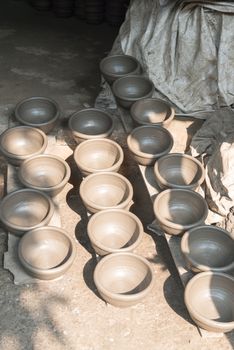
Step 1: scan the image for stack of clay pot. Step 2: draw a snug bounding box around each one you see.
[52,0,74,17]
[31,0,51,11]
[105,0,130,27]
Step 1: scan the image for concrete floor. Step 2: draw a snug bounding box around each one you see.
[0,1,233,349]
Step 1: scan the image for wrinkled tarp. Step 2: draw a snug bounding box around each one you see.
[96,0,234,227]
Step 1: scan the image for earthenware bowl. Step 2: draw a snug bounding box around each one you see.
[154,153,205,190]
[184,272,234,333]
[94,252,154,307]
[87,209,144,255]
[100,54,141,84]
[18,226,76,280]
[0,126,47,166]
[130,98,175,126]
[15,96,60,134]
[68,108,114,143]
[127,125,173,166]
[112,75,154,109]
[79,172,133,213]
[153,189,208,235]
[181,225,234,273]
[0,188,54,236]
[73,138,124,176]
[18,154,71,197]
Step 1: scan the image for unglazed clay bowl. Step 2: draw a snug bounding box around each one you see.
[79,172,133,213]
[153,189,208,235]
[112,75,154,109]
[184,272,234,333]
[68,108,114,143]
[94,252,154,307]
[18,154,71,197]
[18,226,76,280]
[100,54,141,84]
[154,153,205,190]
[15,96,60,134]
[73,138,124,176]
[0,126,47,166]
[87,209,144,256]
[130,98,175,126]
[127,125,173,166]
[181,225,234,273]
[0,188,54,236]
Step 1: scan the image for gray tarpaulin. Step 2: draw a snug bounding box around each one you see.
[96,0,234,227]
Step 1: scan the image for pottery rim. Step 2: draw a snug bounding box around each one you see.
[99,54,141,80]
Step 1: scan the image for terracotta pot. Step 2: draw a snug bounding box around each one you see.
[18,226,76,280]
[94,252,154,307]
[181,225,234,273]
[87,209,144,255]
[184,272,234,333]
[0,126,47,166]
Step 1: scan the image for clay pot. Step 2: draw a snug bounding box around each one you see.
[127,125,173,166]
[79,172,133,213]
[18,226,76,280]
[85,0,105,24]
[31,0,51,10]
[94,252,154,307]
[87,209,144,255]
[112,75,154,109]
[100,54,141,85]
[73,138,124,176]
[153,189,208,236]
[184,272,234,333]
[18,154,71,197]
[68,108,114,144]
[15,96,60,134]
[0,188,54,236]
[52,0,74,17]
[105,0,129,27]
[154,153,205,190]
[181,225,234,273]
[74,0,85,19]
[0,126,47,166]
[130,98,175,126]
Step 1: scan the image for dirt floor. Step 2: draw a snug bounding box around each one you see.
[0,1,233,349]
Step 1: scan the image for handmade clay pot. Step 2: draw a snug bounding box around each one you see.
[79,172,133,213]
[68,108,114,144]
[0,126,47,166]
[154,153,205,190]
[130,98,175,126]
[184,272,234,333]
[94,252,154,307]
[181,225,234,273]
[112,75,154,109]
[100,54,141,85]
[18,226,76,280]
[127,125,173,166]
[15,96,60,134]
[87,208,144,255]
[0,188,54,236]
[73,138,124,176]
[18,154,71,197]
[153,189,208,235]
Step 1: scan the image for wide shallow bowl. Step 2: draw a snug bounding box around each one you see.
[154,153,205,190]
[68,108,114,143]
[181,225,234,273]
[127,125,173,166]
[112,75,154,109]
[184,272,234,333]
[73,138,124,176]
[15,96,60,134]
[87,209,144,256]
[18,226,76,280]
[100,54,141,84]
[18,154,71,196]
[0,126,47,166]
[153,189,208,235]
[0,188,54,236]
[130,98,175,126]
[94,252,154,307]
[79,172,133,213]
